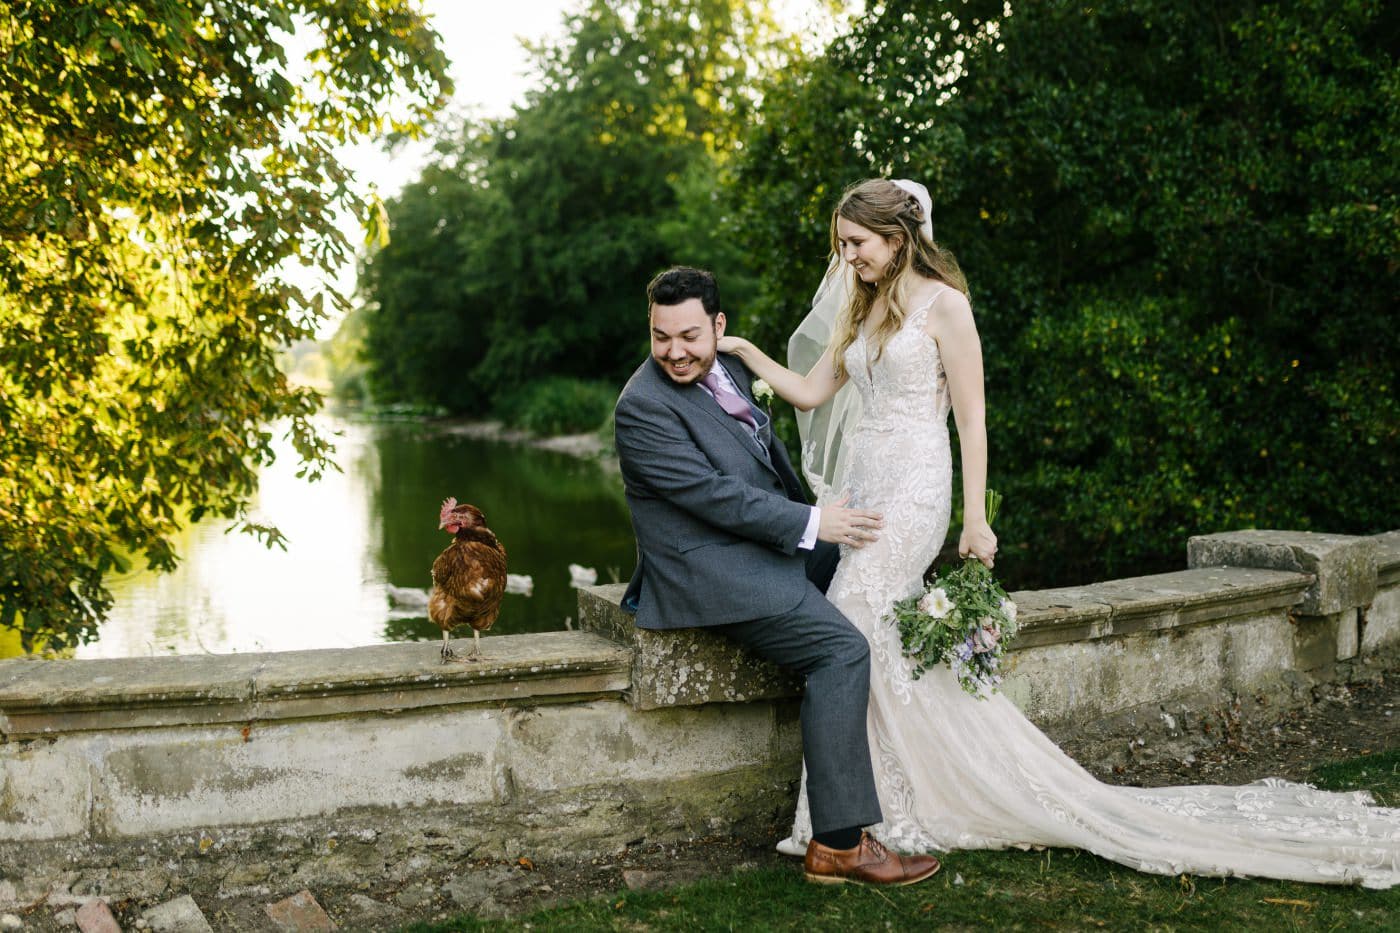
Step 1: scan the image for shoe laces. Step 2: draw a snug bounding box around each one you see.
[863,834,889,859]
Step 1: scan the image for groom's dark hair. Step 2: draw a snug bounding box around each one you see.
[646,267,721,318]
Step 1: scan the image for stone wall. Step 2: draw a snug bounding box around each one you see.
[576,529,1400,769]
[1,529,1396,909]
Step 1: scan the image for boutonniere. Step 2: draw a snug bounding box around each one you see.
[751,378,774,407]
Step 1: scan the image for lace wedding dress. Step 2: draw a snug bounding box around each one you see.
[780,286,1400,888]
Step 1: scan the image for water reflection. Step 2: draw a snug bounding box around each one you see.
[81,415,636,658]
[369,421,634,638]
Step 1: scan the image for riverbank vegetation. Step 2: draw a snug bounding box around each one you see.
[352,0,1398,590]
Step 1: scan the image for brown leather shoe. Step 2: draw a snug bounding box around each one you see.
[803,831,941,886]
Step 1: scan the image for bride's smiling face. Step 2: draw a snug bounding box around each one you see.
[837,217,901,284]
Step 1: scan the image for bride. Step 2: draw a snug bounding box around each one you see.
[718,177,1400,888]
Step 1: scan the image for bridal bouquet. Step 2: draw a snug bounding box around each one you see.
[890,491,1018,697]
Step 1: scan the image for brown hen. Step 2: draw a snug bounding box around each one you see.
[428,498,507,662]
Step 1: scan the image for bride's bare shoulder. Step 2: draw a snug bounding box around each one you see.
[919,280,972,337]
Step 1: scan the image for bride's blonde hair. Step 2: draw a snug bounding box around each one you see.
[828,179,969,379]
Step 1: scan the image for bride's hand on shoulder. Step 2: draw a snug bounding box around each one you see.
[958,522,998,569]
[717,335,748,355]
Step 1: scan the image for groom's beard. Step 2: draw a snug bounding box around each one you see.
[655,347,717,386]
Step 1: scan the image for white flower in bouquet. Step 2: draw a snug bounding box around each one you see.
[917,587,954,619]
[999,597,1018,623]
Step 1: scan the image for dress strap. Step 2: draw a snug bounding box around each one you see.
[907,282,950,328]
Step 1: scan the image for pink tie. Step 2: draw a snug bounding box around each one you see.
[702,371,757,429]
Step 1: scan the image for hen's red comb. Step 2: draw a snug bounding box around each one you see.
[439,497,458,524]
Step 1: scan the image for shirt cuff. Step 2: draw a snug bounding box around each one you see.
[797,506,820,551]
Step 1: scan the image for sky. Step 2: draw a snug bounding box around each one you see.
[335,0,575,203]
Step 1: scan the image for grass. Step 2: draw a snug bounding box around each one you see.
[404,750,1400,932]
[1311,748,1400,807]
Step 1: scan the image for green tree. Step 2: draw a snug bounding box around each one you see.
[357,124,502,411]
[359,0,810,414]
[732,0,1398,586]
[0,1,450,650]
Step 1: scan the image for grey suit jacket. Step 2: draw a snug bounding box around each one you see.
[614,352,815,630]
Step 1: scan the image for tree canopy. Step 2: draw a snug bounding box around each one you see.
[352,0,1396,588]
[731,0,1398,585]
[358,0,811,414]
[0,0,450,649]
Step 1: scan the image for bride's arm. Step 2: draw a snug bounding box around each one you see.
[717,337,845,412]
[926,290,998,568]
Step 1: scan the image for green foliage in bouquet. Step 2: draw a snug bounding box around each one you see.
[891,492,1019,697]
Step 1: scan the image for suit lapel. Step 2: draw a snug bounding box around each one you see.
[652,356,775,473]
[715,357,806,500]
[713,354,776,462]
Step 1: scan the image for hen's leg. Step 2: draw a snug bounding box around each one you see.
[440,628,483,664]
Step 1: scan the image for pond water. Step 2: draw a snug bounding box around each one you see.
[79,415,637,658]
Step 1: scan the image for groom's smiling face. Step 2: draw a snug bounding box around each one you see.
[650,298,726,386]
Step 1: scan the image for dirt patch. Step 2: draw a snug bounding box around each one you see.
[1094,672,1400,789]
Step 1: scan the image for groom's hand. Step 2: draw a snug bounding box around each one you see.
[817,493,883,549]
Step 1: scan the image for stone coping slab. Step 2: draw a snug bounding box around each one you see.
[578,583,803,710]
[1374,531,1400,588]
[0,561,1325,727]
[579,567,1310,707]
[1009,566,1310,648]
[0,631,630,738]
[1188,529,1376,615]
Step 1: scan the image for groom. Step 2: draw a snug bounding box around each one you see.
[613,266,940,886]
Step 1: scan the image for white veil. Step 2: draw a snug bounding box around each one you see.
[787,179,934,505]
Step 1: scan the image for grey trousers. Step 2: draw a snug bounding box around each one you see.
[715,571,883,835]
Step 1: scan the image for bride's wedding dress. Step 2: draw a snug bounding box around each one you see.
[781,286,1400,888]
